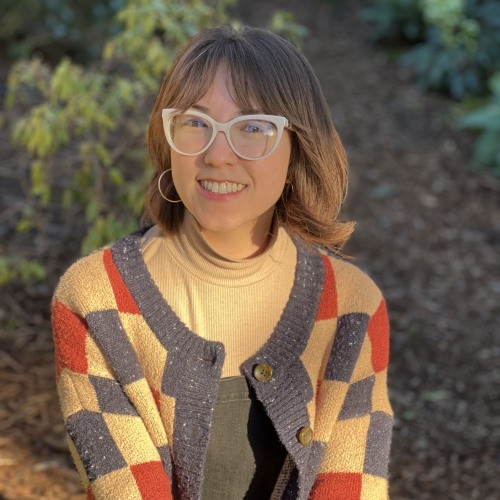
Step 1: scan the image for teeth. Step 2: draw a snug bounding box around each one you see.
[200,180,245,194]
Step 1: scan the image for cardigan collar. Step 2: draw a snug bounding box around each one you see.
[111,228,326,500]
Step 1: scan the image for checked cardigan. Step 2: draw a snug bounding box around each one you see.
[52,229,393,500]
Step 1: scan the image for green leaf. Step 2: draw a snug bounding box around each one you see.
[16,217,33,233]
[489,73,500,97]
[109,168,124,186]
[0,255,46,285]
[461,106,500,131]
[30,159,51,204]
[472,130,500,166]
[401,409,418,421]
[85,199,101,223]
[422,389,451,402]
[96,143,112,167]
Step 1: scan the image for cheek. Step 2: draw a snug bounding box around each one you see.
[270,168,288,193]
[170,155,182,191]
[259,158,289,204]
[170,153,194,188]
[272,138,292,187]
[170,151,182,173]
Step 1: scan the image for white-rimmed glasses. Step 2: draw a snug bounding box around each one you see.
[162,109,291,160]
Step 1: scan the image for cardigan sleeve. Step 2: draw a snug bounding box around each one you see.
[51,257,173,500]
[310,262,393,500]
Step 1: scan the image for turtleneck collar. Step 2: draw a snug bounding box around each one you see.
[142,211,294,287]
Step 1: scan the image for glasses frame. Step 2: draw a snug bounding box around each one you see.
[162,108,291,161]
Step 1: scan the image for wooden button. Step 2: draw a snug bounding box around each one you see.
[297,426,313,446]
[253,363,273,382]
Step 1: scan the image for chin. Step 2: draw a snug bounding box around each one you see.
[198,217,242,235]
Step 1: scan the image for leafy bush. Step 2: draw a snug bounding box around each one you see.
[0,0,125,62]
[364,0,500,98]
[0,255,46,285]
[1,0,307,284]
[363,0,500,175]
[268,11,309,47]
[402,0,500,98]
[460,73,500,174]
[362,0,424,42]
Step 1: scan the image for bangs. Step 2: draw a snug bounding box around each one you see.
[165,37,282,116]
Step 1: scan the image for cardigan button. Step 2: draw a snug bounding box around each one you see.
[297,426,314,446]
[253,363,273,382]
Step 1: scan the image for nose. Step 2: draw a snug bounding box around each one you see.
[203,130,238,166]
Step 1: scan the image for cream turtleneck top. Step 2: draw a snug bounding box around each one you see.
[141,212,297,378]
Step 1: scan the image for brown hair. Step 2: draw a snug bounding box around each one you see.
[144,26,354,252]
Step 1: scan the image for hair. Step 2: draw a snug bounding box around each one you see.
[144,25,354,252]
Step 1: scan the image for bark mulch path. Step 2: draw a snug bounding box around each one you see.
[1,1,499,498]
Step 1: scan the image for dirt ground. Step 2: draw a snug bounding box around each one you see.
[1,1,499,499]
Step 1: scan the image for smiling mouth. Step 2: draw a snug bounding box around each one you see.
[199,180,246,194]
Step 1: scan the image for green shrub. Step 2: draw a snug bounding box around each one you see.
[0,255,46,285]
[364,0,500,98]
[460,73,500,174]
[268,11,309,47]
[2,0,307,285]
[0,0,125,62]
[364,0,500,174]
[402,0,500,98]
[362,0,424,42]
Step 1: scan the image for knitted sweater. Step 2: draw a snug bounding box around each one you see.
[141,212,297,378]
[52,228,393,500]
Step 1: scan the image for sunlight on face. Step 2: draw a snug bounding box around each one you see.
[171,65,292,258]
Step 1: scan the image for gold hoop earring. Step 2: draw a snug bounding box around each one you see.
[158,169,182,203]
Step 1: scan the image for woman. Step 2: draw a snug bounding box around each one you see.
[52,26,393,500]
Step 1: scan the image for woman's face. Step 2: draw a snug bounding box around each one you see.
[170,65,292,258]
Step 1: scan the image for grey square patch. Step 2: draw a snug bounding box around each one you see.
[363,411,393,478]
[338,375,375,420]
[89,375,138,416]
[67,410,127,480]
[324,313,369,382]
[86,310,143,385]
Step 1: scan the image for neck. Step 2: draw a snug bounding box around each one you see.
[199,212,275,260]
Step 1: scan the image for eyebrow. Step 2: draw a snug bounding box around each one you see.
[191,103,263,116]
[191,104,210,113]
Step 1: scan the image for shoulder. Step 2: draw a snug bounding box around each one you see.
[53,248,111,316]
[53,229,145,316]
[316,248,385,318]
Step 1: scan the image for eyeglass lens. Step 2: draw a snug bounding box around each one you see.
[168,113,278,159]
